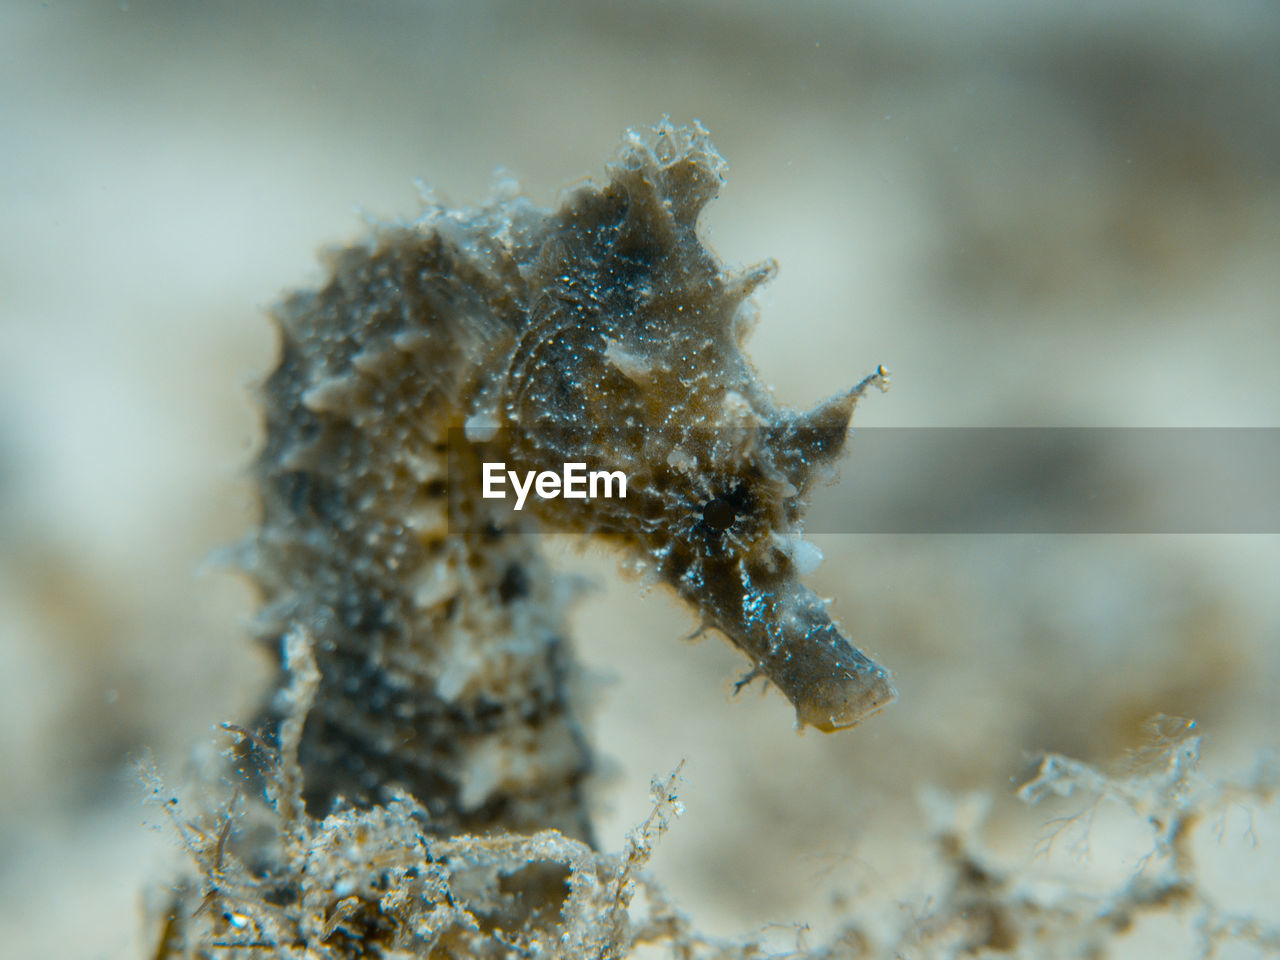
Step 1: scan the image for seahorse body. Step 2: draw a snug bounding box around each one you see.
[248,120,894,843]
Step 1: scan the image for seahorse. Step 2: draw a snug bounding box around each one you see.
[245,119,895,847]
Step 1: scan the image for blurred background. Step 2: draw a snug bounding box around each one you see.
[2,1,1277,956]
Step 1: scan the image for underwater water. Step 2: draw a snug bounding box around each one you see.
[1,2,1278,956]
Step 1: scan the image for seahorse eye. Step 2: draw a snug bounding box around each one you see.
[702,497,737,530]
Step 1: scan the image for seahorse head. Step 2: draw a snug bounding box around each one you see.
[490,121,896,731]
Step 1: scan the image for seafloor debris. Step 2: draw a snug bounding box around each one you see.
[148,681,1280,959]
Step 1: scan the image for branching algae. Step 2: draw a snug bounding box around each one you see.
[149,120,896,957]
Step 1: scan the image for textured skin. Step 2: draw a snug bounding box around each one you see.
[248,120,894,842]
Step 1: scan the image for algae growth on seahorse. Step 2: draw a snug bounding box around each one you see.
[246,119,895,846]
